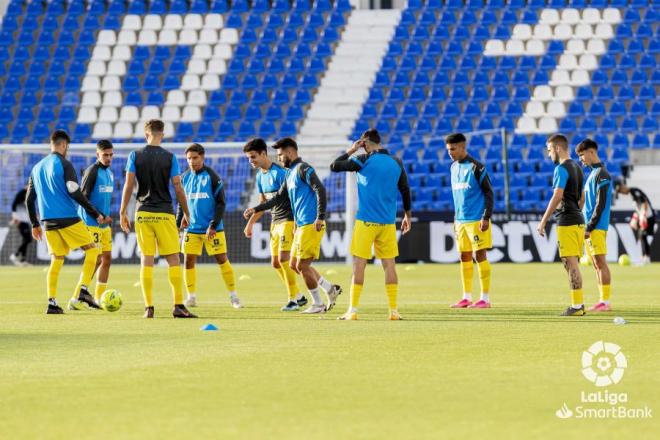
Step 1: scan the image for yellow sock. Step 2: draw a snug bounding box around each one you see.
[477,260,491,295]
[184,268,197,295]
[571,289,584,307]
[47,258,64,299]
[219,260,236,292]
[460,260,474,295]
[94,282,107,301]
[168,265,184,305]
[599,284,611,303]
[274,265,287,293]
[73,246,100,299]
[281,260,299,301]
[350,283,363,309]
[386,284,398,311]
[140,266,154,307]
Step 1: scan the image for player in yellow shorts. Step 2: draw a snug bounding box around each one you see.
[538,134,587,316]
[446,133,495,309]
[178,143,242,309]
[330,129,412,321]
[26,129,110,314]
[577,138,613,312]
[243,138,305,311]
[120,119,195,319]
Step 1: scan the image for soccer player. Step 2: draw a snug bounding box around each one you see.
[576,139,613,312]
[119,119,195,319]
[243,138,306,311]
[10,185,32,266]
[329,129,412,320]
[537,134,586,316]
[176,143,242,309]
[243,137,341,314]
[615,182,656,265]
[25,130,110,314]
[70,139,115,308]
[445,133,494,309]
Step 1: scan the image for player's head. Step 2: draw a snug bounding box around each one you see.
[243,138,269,169]
[445,133,467,161]
[546,133,569,164]
[144,119,165,145]
[575,138,600,167]
[359,129,381,152]
[96,139,114,167]
[50,129,71,156]
[185,143,205,172]
[272,137,298,168]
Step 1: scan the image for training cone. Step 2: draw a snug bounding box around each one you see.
[200,324,219,331]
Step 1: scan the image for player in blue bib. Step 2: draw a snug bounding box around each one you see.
[177,143,242,310]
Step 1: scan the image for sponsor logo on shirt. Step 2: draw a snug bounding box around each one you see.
[99,185,113,193]
[188,192,210,200]
[452,182,471,190]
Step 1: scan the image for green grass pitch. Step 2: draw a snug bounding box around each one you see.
[1,263,659,439]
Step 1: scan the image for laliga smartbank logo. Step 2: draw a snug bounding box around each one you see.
[555,341,652,420]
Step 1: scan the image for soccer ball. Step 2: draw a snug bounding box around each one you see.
[618,254,631,266]
[579,255,591,266]
[100,289,122,312]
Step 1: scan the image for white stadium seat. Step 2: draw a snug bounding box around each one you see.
[164,122,174,138]
[484,40,504,56]
[187,59,207,75]
[516,117,536,134]
[602,8,622,24]
[560,8,580,25]
[539,8,560,25]
[525,40,545,56]
[163,14,183,30]
[81,76,101,92]
[81,91,101,107]
[98,107,118,123]
[92,123,113,139]
[87,60,106,76]
[180,75,200,91]
[554,85,574,102]
[122,15,141,31]
[143,15,163,31]
[117,30,136,45]
[512,24,532,40]
[113,122,133,139]
[526,101,545,118]
[582,8,601,24]
[533,24,553,40]
[179,29,199,45]
[199,29,219,45]
[181,106,201,122]
[158,30,177,45]
[574,24,594,40]
[532,85,553,102]
[207,59,227,75]
[570,69,590,86]
[166,90,186,106]
[184,14,204,30]
[505,40,524,55]
[213,43,233,59]
[97,30,116,46]
[578,54,598,70]
[549,70,570,86]
[107,60,126,76]
[566,39,585,55]
[538,117,558,134]
[102,91,122,107]
[119,106,140,123]
[92,45,111,61]
[137,30,157,46]
[141,106,160,121]
[547,102,566,118]
[204,13,224,29]
[162,106,181,122]
[558,54,578,70]
[220,28,238,45]
[101,75,121,92]
[193,44,212,60]
[586,39,606,55]
[594,24,614,39]
[188,90,207,106]
[201,74,220,90]
[553,24,572,41]
[112,45,132,61]
[77,107,98,123]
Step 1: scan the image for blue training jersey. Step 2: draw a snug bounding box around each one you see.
[349,150,409,224]
[179,166,225,233]
[286,158,324,227]
[79,162,114,228]
[256,162,293,223]
[583,163,612,232]
[450,155,494,223]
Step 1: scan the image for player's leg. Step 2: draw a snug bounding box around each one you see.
[214,252,242,308]
[94,228,113,302]
[297,257,327,314]
[640,219,654,264]
[558,225,585,316]
[183,253,197,306]
[469,249,491,308]
[338,256,367,320]
[46,254,66,314]
[135,214,157,317]
[382,258,402,320]
[452,222,475,308]
[163,251,196,318]
[375,223,401,320]
[15,222,32,264]
[587,230,611,312]
[66,222,101,309]
[279,250,305,311]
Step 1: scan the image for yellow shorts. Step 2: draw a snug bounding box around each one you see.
[134,212,180,256]
[350,220,398,260]
[292,223,325,260]
[87,226,112,252]
[586,229,607,257]
[270,221,294,256]
[455,220,492,252]
[45,220,94,256]
[557,224,585,258]
[182,231,227,256]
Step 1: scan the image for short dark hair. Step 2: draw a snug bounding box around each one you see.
[272,137,298,150]
[96,139,113,151]
[185,143,205,155]
[51,129,71,145]
[243,138,268,153]
[360,129,381,144]
[445,133,466,144]
[575,138,598,153]
[144,119,165,133]
[547,133,569,149]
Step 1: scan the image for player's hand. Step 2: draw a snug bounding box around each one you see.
[32,226,43,241]
[640,216,648,230]
[401,213,411,235]
[347,141,363,155]
[314,219,325,232]
[479,218,489,232]
[536,221,546,237]
[244,224,253,238]
[120,213,131,233]
[180,214,189,229]
[585,230,591,239]
[206,227,216,241]
[243,207,255,220]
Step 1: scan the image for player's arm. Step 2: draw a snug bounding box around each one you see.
[119,152,136,233]
[245,194,266,237]
[537,166,568,237]
[395,157,412,234]
[248,182,288,217]
[80,164,98,199]
[301,164,327,230]
[25,175,42,240]
[62,158,104,221]
[173,175,190,228]
[579,189,586,210]
[208,172,226,239]
[475,165,494,229]
[586,178,610,233]
[330,153,364,173]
